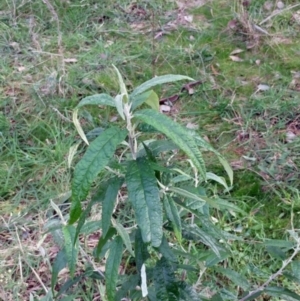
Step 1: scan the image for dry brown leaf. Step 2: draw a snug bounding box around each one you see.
[129,21,150,32]
[184,15,193,23]
[230,48,244,55]
[181,80,203,94]
[229,55,244,62]
[17,66,26,72]
[186,122,199,130]
[64,58,77,63]
[159,94,179,105]
[160,104,171,112]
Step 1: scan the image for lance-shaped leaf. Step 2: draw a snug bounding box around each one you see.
[112,218,134,256]
[62,225,78,278]
[126,158,163,247]
[131,74,194,97]
[214,267,250,290]
[154,257,180,300]
[163,196,182,242]
[135,228,150,276]
[130,90,153,111]
[112,65,128,102]
[135,109,206,179]
[105,236,123,301]
[182,223,223,257]
[102,177,124,237]
[70,127,127,223]
[192,134,233,186]
[51,249,67,294]
[75,93,116,109]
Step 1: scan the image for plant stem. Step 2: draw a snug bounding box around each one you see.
[124,103,137,159]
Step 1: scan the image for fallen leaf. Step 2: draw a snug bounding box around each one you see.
[9,42,20,51]
[110,116,118,122]
[160,104,171,112]
[184,15,193,23]
[286,131,296,143]
[229,55,244,62]
[186,122,199,130]
[64,58,77,63]
[230,48,244,55]
[181,80,203,94]
[104,40,114,48]
[257,84,270,91]
[159,94,179,105]
[17,66,26,72]
[277,1,284,9]
[154,31,164,39]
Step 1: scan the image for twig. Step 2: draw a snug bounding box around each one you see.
[238,234,300,301]
[259,3,300,25]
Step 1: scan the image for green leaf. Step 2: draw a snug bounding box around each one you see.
[135,228,150,276]
[126,158,163,247]
[208,198,246,214]
[74,199,95,242]
[57,274,85,298]
[70,127,127,224]
[114,94,125,120]
[145,90,159,111]
[154,257,179,301]
[239,291,263,301]
[178,282,201,301]
[81,220,102,235]
[102,177,124,237]
[75,93,116,109]
[131,74,194,97]
[112,65,128,102]
[137,139,178,157]
[75,184,106,242]
[206,172,229,191]
[168,187,208,206]
[266,246,286,260]
[193,134,233,186]
[51,250,67,294]
[112,218,134,256]
[264,286,300,301]
[292,261,300,280]
[217,155,233,187]
[182,223,223,257]
[105,236,123,301]
[131,90,153,111]
[73,109,89,145]
[158,235,177,263]
[94,227,117,259]
[214,267,250,290]
[115,274,140,301]
[263,239,295,251]
[62,225,78,278]
[135,109,206,179]
[163,196,182,242]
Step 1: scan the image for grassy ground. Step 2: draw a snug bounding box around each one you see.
[1,0,300,300]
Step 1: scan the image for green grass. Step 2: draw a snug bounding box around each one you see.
[1,0,300,299]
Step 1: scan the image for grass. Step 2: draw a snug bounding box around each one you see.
[1,0,300,299]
